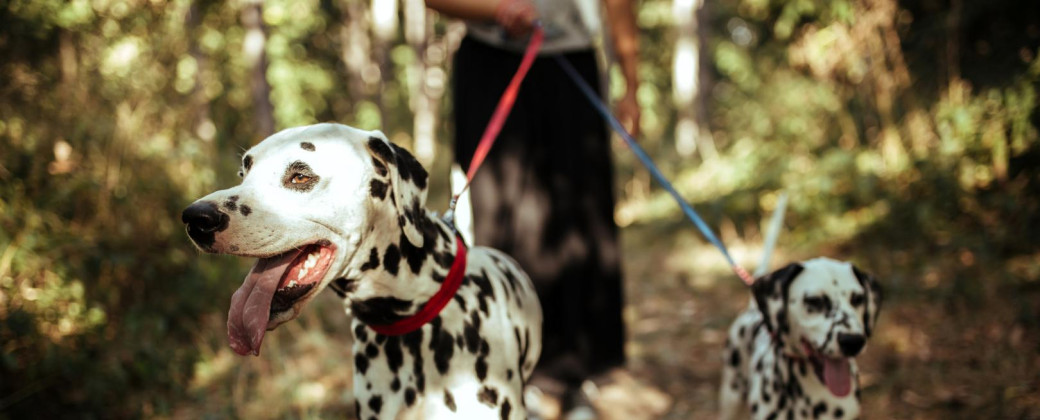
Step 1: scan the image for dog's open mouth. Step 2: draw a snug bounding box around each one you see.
[803,339,852,397]
[227,243,336,356]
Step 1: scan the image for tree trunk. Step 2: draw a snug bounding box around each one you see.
[672,0,716,159]
[242,0,275,138]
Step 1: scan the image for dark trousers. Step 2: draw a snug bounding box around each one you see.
[453,36,626,385]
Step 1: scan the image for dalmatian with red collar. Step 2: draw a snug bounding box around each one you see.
[719,258,882,419]
[182,123,542,419]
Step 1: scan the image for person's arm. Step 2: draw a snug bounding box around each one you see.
[602,0,641,137]
[424,0,498,21]
[425,0,537,37]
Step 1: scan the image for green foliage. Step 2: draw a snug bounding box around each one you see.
[623,0,1040,300]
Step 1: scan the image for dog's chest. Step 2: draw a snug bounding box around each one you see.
[348,249,539,420]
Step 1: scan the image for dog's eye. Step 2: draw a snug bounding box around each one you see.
[804,296,828,312]
[850,293,865,306]
[290,173,312,184]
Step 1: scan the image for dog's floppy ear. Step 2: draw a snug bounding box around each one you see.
[852,265,882,337]
[752,262,804,336]
[365,132,429,248]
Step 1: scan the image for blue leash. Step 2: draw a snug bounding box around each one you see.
[553,55,755,285]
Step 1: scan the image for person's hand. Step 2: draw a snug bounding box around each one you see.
[615,89,640,138]
[495,0,538,37]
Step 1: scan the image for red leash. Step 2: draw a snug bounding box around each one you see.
[447,27,545,219]
[369,237,467,336]
[372,29,543,337]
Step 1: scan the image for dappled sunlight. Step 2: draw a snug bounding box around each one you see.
[2,0,1039,418]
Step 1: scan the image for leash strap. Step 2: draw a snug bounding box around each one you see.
[553,55,755,286]
[445,27,545,226]
[369,237,468,336]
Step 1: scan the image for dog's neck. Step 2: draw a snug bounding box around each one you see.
[333,209,461,327]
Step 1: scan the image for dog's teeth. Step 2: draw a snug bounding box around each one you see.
[287,280,297,288]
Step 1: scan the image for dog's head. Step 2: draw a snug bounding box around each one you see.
[181,123,429,356]
[752,257,882,397]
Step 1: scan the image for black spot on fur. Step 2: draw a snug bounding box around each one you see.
[477,386,498,407]
[500,399,512,420]
[360,248,380,271]
[365,343,379,358]
[453,295,467,311]
[367,396,382,414]
[300,142,315,151]
[730,349,741,367]
[464,312,482,354]
[468,270,495,316]
[367,137,395,163]
[433,249,455,270]
[404,388,416,407]
[354,324,369,342]
[444,390,456,412]
[813,402,828,418]
[391,377,401,392]
[475,357,488,381]
[399,229,431,275]
[389,143,428,189]
[352,297,412,327]
[385,335,404,373]
[752,262,804,334]
[507,369,513,380]
[436,222,452,243]
[354,353,369,375]
[383,244,401,275]
[243,155,253,171]
[372,157,388,176]
[403,328,426,393]
[431,317,455,374]
[354,400,361,419]
[239,204,252,216]
[834,407,844,418]
[330,278,358,298]
[223,200,237,211]
[369,179,388,200]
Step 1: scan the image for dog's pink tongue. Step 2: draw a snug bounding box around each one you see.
[823,357,852,397]
[227,250,302,356]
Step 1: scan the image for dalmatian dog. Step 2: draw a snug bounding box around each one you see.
[181,123,542,419]
[719,258,882,420]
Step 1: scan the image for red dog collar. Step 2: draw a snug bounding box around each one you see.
[369,237,467,336]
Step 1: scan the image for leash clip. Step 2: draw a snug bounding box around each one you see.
[441,196,459,236]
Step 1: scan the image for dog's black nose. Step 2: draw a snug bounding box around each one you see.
[837,333,866,356]
[182,201,228,233]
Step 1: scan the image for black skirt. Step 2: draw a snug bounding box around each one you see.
[453,35,626,384]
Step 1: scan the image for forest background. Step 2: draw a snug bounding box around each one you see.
[2,0,1039,418]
